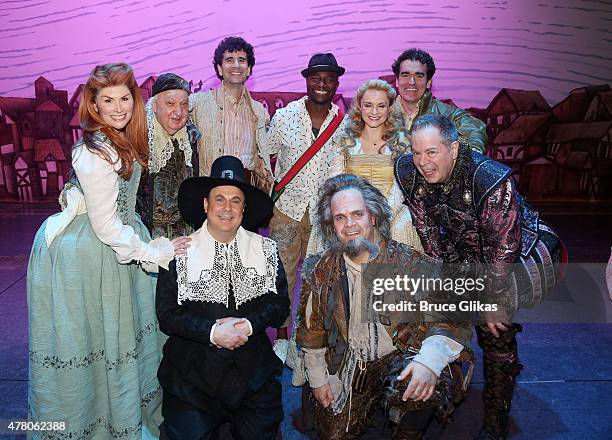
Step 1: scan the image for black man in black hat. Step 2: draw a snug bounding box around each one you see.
[264,52,347,361]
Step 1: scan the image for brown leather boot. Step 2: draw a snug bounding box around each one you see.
[393,407,435,440]
[475,324,523,440]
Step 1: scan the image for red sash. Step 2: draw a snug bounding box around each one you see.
[272,111,344,202]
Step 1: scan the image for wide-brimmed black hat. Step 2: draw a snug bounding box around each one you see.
[301,53,345,78]
[178,156,273,231]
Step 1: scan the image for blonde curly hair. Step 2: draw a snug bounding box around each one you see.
[341,79,408,159]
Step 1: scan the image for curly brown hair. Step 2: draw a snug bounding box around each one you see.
[79,63,147,180]
[342,79,407,159]
[213,36,255,80]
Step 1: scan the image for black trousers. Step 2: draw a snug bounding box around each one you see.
[161,371,283,440]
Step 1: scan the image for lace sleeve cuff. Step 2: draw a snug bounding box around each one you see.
[210,323,219,346]
[135,236,175,270]
[244,319,253,336]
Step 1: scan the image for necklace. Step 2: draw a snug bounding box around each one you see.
[360,135,384,154]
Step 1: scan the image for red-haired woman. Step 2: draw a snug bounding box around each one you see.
[27,63,188,439]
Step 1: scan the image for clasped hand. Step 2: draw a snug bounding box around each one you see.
[212,317,251,350]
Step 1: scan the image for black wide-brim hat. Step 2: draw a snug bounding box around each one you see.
[178,156,274,232]
[301,52,345,78]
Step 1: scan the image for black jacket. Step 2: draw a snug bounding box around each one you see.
[156,255,289,412]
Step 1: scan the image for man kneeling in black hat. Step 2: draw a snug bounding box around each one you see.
[156,156,290,439]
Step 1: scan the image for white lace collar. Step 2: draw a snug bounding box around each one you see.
[176,222,279,307]
[145,98,193,173]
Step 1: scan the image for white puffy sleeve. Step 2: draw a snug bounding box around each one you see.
[412,335,463,377]
[72,144,174,270]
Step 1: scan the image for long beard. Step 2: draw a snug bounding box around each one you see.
[329,236,379,259]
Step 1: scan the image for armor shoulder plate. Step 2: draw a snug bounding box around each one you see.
[394,153,418,202]
[471,151,513,211]
[516,193,542,256]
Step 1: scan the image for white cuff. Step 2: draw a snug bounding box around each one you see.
[210,323,219,346]
[128,236,174,269]
[244,319,253,336]
[140,261,159,274]
[412,335,463,376]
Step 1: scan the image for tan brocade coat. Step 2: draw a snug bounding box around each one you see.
[190,88,273,192]
[296,239,473,356]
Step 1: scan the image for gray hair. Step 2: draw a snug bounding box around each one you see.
[411,114,459,147]
[316,174,392,247]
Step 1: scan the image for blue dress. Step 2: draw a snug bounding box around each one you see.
[27,133,171,439]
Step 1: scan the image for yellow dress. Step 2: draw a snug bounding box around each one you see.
[345,152,424,252]
[306,140,423,255]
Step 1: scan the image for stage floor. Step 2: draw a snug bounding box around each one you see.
[1,202,611,439]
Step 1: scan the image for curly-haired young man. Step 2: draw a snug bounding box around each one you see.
[190,36,273,193]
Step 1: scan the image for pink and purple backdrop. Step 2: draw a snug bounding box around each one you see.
[1,0,610,107]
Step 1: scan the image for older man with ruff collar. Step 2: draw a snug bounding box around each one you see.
[137,73,200,239]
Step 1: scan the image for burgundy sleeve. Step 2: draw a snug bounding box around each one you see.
[479,179,522,312]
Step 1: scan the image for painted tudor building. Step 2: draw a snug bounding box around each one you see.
[0,77,73,201]
[0,76,610,202]
[490,85,612,200]
[0,77,152,202]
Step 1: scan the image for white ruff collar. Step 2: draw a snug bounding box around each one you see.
[176,221,278,307]
[145,98,193,173]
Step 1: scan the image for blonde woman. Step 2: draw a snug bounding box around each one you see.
[307,79,423,254]
[292,80,424,387]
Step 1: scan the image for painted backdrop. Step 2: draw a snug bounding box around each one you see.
[1,0,610,108]
[1,0,611,202]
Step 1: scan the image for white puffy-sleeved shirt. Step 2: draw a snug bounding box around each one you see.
[71,138,175,270]
[264,96,344,224]
[302,253,464,391]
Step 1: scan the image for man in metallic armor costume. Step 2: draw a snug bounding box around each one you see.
[396,114,564,439]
